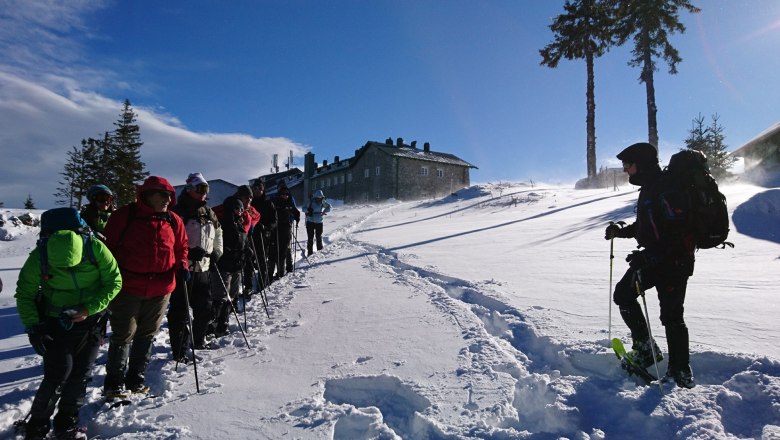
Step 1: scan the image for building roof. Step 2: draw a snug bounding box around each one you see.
[733,120,780,157]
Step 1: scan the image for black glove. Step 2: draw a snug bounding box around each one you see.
[210,250,222,263]
[626,250,657,271]
[26,324,53,356]
[307,208,313,216]
[605,223,626,240]
[244,247,255,260]
[177,266,192,283]
[189,246,208,262]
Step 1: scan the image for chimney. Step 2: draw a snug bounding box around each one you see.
[385,137,393,145]
[323,159,328,167]
[411,141,417,148]
[396,137,403,147]
[334,156,340,163]
[424,142,430,153]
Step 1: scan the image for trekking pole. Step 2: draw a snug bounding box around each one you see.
[180,277,201,393]
[248,234,270,318]
[292,224,312,267]
[291,224,297,273]
[634,270,664,393]
[607,220,625,341]
[213,268,252,348]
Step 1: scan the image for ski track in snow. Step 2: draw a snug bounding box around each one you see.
[2,185,780,439]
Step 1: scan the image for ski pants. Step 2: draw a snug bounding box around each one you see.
[105,292,170,391]
[28,314,104,431]
[210,268,242,333]
[306,221,324,254]
[613,265,690,372]
[167,271,213,357]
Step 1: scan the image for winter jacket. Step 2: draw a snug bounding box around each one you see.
[251,196,277,237]
[272,195,300,234]
[621,171,696,274]
[303,198,331,224]
[80,204,113,234]
[103,178,188,298]
[173,192,223,273]
[217,195,249,273]
[15,230,122,328]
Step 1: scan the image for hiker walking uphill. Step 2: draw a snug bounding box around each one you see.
[211,194,249,337]
[14,208,122,439]
[102,176,189,399]
[80,184,115,240]
[303,190,331,256]
[167,173,223,361]
[605,142,697,389]
[269,184,300,280]
[250,180,277,288]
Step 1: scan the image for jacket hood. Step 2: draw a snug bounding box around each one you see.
[137,176,177,206]
[46,230,84,268]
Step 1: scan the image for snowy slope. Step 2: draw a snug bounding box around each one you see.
[1,180,779,439]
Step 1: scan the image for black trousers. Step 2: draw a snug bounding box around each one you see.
[613,265,690,371]
[28,314,103,430]
[306,221,324,254]
[167,271,213,356]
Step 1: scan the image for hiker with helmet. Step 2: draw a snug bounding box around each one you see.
[605,142,697,388]
[101,176,189,399]
[15,208,122,439]
[81,184,115,240]
[302,189,331,256]
[167,173,223,361]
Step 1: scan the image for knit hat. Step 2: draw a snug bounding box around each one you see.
[87,184,113,200]
[313,190,324,199]
[186,172,208,189]
[236,185,253,199]
[225,197,243,212]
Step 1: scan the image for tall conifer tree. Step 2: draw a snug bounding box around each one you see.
[111,99,148,205]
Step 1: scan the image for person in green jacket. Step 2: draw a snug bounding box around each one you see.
[15,228,122,439]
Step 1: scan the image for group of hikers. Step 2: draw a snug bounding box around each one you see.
[13,173,331,439]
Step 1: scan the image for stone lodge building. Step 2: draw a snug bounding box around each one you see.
[302,137,476,204]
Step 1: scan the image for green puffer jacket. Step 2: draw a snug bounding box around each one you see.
[15,230,122,328]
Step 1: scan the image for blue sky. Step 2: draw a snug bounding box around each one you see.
[1,0,779,208]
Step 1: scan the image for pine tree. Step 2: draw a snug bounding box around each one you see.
[54,144,90,208]
[611,0,700,147]
[684,113,736,178]
[111,99,148,205]
[24,194,35,209]
[540,0,614,185]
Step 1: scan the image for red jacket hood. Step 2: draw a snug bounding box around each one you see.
[136,176,177,207]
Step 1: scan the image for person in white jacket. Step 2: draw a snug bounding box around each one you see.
[302,190,331,256]
[167,173,224,360]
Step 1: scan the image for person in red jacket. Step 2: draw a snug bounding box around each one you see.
[101,176,189,398]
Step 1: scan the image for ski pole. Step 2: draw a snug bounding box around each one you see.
[180,276,200,393]
[248,234,270,318]
[634,270,664,393]
[213,267,252,348]
[607,220,625,341]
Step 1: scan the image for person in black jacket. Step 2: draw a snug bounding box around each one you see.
[268,184,300,279]
[250,180,277,287]
[211,196,247,337]
[605,142,696,388]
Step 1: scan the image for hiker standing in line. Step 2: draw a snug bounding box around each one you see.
[167,173,223,361]
[269,183,300,280]
[15,209,122,439]
[211,194,247,336]
[250,179,277,287]
[302,189,331,256]
[102,176,189,398]
[605,142,696,388]
[80,184,115,240]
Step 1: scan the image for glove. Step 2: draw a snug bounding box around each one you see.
[244,247,255,260]
[307,208,313,216]
[26,325,53,356]
[605,223,626,240]
[177,267,192,283]
[626,250,657,271]
[189,246,208,262]
[210,250,222,263]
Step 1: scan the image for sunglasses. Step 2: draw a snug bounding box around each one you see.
[194,183,209,194]
[94,194,112,203]
[151,190,174,199]
[622,162,634,171]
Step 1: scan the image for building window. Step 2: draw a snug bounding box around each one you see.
[375,166,380,176]
[340,175,345,184]
[321,180,325,189]
[347,172,352,182]
[327,178,331,187]
[437,169,444,178]
[364,169,370,178]
[420,167,429,176]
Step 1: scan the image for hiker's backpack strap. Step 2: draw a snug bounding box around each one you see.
[117,203,137,247]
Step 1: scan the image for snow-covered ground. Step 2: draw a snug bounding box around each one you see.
[1,180,779,439]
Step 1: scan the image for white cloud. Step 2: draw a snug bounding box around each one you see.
[0,70,307,208]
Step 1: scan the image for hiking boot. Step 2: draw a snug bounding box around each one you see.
[22,417,49,440]
[194,340,219,350]
[54,426,88,440]
[666,366,695,389]
[126,383,150,394]
[627,338,663,368]
[103,386,128,401]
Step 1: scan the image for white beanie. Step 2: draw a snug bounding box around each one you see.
[186,172,208,188]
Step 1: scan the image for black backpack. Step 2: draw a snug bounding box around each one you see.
[665,150,732,250]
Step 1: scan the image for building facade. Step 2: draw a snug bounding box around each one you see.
[304,138,476,204]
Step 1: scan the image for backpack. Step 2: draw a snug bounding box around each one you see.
[38,207,98,280]
[664,150,732,250]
